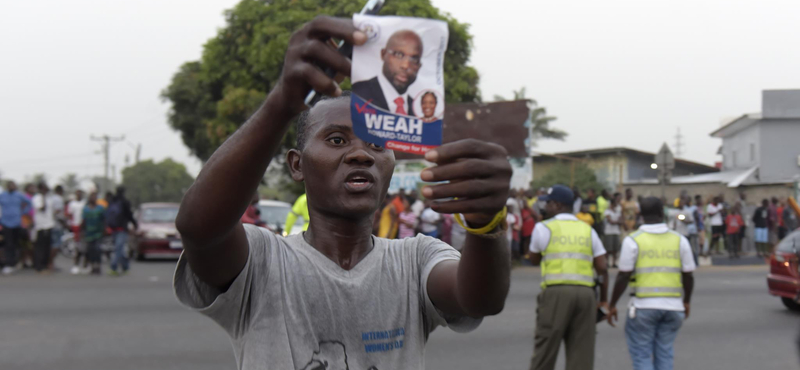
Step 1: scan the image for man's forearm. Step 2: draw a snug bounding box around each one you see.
[177,92,294,245]
[456,232,511,316]
[598,270,609,303]
[609,271,632,308]
[682,273,694,303]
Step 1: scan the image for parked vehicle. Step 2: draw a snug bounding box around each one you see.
[132,203,182,260]
[767,229,800,311]
[258,200,304,236]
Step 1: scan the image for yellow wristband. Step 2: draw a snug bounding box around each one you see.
[454,207,507,235]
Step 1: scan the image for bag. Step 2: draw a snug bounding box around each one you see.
[105,201,125,228]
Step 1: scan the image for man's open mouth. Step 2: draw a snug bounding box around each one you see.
[344,171,376,192]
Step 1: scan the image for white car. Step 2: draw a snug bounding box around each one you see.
[258,200,305,236]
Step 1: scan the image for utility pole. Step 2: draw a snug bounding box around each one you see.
[90,134,125,194]
[674,127,684,158]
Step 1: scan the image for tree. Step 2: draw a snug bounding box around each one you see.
[59,173,81,194]
[161,0,481,163]
[494,87,567,146]
[531,162,606,194]
[121,159,194,206]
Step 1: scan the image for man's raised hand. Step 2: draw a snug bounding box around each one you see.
[420,139,512,228]
[271,16,367,115]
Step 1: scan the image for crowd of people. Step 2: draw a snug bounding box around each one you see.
[367,185,799,264]
[0,180,138,276]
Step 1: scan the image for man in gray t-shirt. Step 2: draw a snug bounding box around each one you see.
[175,227,477,369]
[173,17,513,370]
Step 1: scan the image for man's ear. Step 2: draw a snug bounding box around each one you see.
[380,48,386,60]
[287,149,304,182]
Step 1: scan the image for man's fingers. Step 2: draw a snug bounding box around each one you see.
[301,39,353,77]
[424,139,507,164]
[423,179,503,201]
[429,197,502,215]
[306,16,367,46]
[420,158,504,182]
[295,64,341,97]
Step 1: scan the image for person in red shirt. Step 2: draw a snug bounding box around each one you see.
[521,203,536,259]
[725,205,744,259]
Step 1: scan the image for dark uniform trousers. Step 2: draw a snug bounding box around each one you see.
[530,285,596,370]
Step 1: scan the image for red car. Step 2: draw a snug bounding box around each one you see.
[767,229,800,311]
[133,203,182,260]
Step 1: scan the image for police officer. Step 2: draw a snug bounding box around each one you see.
[608,197,696,370]
[528,185,609,370]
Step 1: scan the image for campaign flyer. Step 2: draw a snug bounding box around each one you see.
[351,15,448,155]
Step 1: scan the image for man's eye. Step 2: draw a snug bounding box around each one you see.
[328,137,345,145]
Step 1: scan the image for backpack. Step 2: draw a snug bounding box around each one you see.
[105,200,126,228]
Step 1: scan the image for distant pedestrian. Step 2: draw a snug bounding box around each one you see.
[777,200,788,240]
[0,181,32,275]
[621,188,640,237]
[576,204,595,226]
[693,195,706,256]
[572,186,583,215]
[408,190,424,218]
[753,199,771,258]
[769,197,780,246]
[420,201,441,238]
[49,185,67,271]
[105,186,138,275]
[725,205,744,258]
[521,203,536,259]
[608,196,695,370]
[81,192,105,275]
[604,193,623,268]
[284,193,309,234]
[377,194,399,239]
[397,196,417,239]
[528,185,608,370]
[673,197,696,256]
[32,183,57,273]
[783,204,798,234]
[707,197,725,255]
[67,190,88,274]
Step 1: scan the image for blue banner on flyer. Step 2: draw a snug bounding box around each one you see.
[351,15,448,155]
[351,94,443,154]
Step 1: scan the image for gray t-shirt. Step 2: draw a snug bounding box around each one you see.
[173,225,480,370]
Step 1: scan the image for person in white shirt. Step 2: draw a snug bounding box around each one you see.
[31,183,57,272]
[603,192,623,268]
[409,190,425,218]
[420,204,441,238]
[608,197,696,370]
[706,197,725,254]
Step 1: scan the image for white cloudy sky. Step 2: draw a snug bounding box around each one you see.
[1,0,799,185]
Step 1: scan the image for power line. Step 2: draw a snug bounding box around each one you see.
[90,134,125,194]
[674,127,684,158]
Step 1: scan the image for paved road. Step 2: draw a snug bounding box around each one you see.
[1,259,797,370]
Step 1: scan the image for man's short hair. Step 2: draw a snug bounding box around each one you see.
[295,91,352,150]
[640,196,663,219]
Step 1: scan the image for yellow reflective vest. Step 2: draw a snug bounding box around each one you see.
[631,230,683,298]
[541,219,595,288]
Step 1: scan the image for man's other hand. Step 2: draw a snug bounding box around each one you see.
[270,16,367,116]
[607,306,618,327]
[420,139,512,228]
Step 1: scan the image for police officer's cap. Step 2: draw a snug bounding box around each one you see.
[539,185,574,206]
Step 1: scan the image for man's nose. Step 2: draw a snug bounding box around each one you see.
[344,142,375,166]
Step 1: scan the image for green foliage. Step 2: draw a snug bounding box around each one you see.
[532,162,606,194]
[161,0,480,163]
[121,159,194,206]
[494,87,567,146]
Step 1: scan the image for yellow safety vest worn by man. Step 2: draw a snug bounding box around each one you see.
[284,194,309,234]
[528,185,608,370]
[607,196,696,370]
